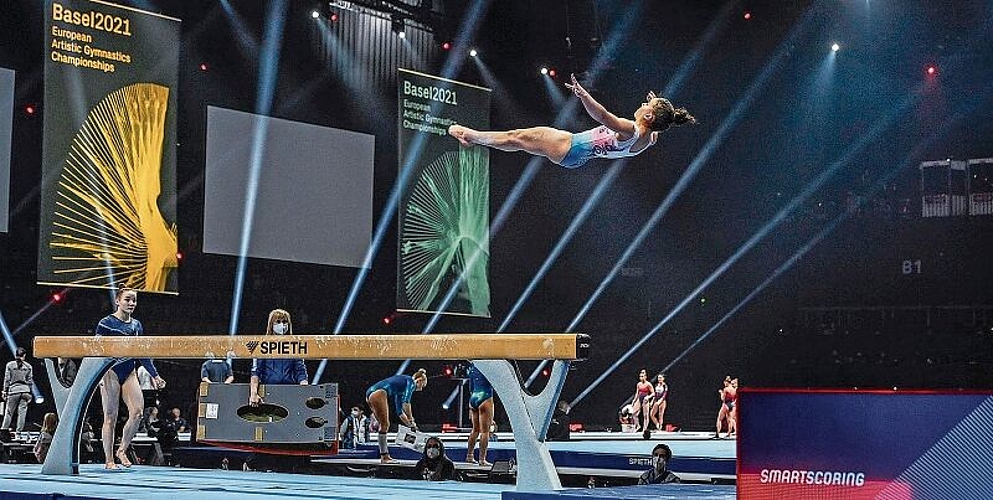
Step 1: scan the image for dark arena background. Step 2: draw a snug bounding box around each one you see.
[2,1,993,498]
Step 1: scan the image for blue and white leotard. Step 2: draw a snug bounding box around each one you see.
[559,126,656,168]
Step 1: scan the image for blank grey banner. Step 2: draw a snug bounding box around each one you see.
[204,106,374,268]
[0,68,13,233]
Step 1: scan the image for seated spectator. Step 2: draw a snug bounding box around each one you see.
[33,412,58,463]
[140,407,160,437]
[638,443,680,485]
[165,407,187,433]
[80,420,98,462]
[413,436,456,481]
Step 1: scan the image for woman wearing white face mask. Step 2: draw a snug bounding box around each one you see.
[413,436,456,481]
[638,443,680,485]
[248,309,308,408]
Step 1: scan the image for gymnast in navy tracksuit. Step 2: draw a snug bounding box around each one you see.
[249,309,308,407]
[96,287,167,470]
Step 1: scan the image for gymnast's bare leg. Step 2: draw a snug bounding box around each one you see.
[448,125,572,165]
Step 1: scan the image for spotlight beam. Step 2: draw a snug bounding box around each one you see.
[652,103,978,380]
[663,0,737,100]
[313,1,495,384]
[429,2,647,394]
[564,3,818,339]
[500,161,627,334]
[406,0,645,339]
[218,0,260,57]
[395,157,546,375]
[521,0,743,389]
[228,0,288,336]
[542,75,567,107]
[10,291,70,339]
[567,13,993,406]
[569,84,923,407]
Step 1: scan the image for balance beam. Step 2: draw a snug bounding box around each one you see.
[36,333,589,490]
[33,333,589,360]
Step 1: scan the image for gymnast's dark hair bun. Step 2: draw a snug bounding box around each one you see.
[671,107,696,126]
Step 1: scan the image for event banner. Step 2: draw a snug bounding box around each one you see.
[737,389,993,499]
[396,68,491,317]
[39,0,180,293]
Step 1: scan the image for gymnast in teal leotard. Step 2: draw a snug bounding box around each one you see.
[366,369,428,463]
[465,363,495,465]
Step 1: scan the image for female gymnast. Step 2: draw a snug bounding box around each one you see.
[629,369,653,432]
[465,362,494,466]
[96,287,166,469]
[448,73,694,168]
[715,375,734,438]
[649,373,669,432]
[725,378,738,437]
[365,369,428,463]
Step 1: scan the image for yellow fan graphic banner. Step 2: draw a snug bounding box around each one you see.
[40,0,180,293]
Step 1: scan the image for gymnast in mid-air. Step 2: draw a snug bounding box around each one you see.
[448,73,695,168]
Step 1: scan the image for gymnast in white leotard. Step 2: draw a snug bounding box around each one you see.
[448,73,694,168]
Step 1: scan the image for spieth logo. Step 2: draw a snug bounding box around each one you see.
[245,341,260,355]
[244,340,309,355]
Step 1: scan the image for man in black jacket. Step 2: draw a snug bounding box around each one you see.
[547,400,571,441]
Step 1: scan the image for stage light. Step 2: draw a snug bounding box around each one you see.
[24,104,36,115]
[443,365,454,377]
[311,10,319,19]
[442,403,450,410]
[549,69,556,77]
[176,251,183,261]
[398,31,406,39]
[383,316,391,325]
[199,62,208,71]
[831,43,840,52]
[330,13,338,22]
[34,395,45,404]
[540,67,548,75]
[469,48,478,57]
[926,65,936,76]
[744,11,751,20]
[52,292,63,304]
[442,41,451,50]
[542,368,550,377]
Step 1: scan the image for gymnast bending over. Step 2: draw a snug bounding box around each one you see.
[366,369,428,463]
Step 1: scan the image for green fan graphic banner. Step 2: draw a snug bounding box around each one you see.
[39,0,180,293]
[397,68,491,317]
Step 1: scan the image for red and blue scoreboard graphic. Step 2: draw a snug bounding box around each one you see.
[737,388,993,499]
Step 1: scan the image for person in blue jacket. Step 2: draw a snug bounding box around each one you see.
[366,369,428,463]
[243,309,308,472]
[249,309,308,407]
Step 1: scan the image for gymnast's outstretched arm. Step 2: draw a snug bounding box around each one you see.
[565,73,635,136]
